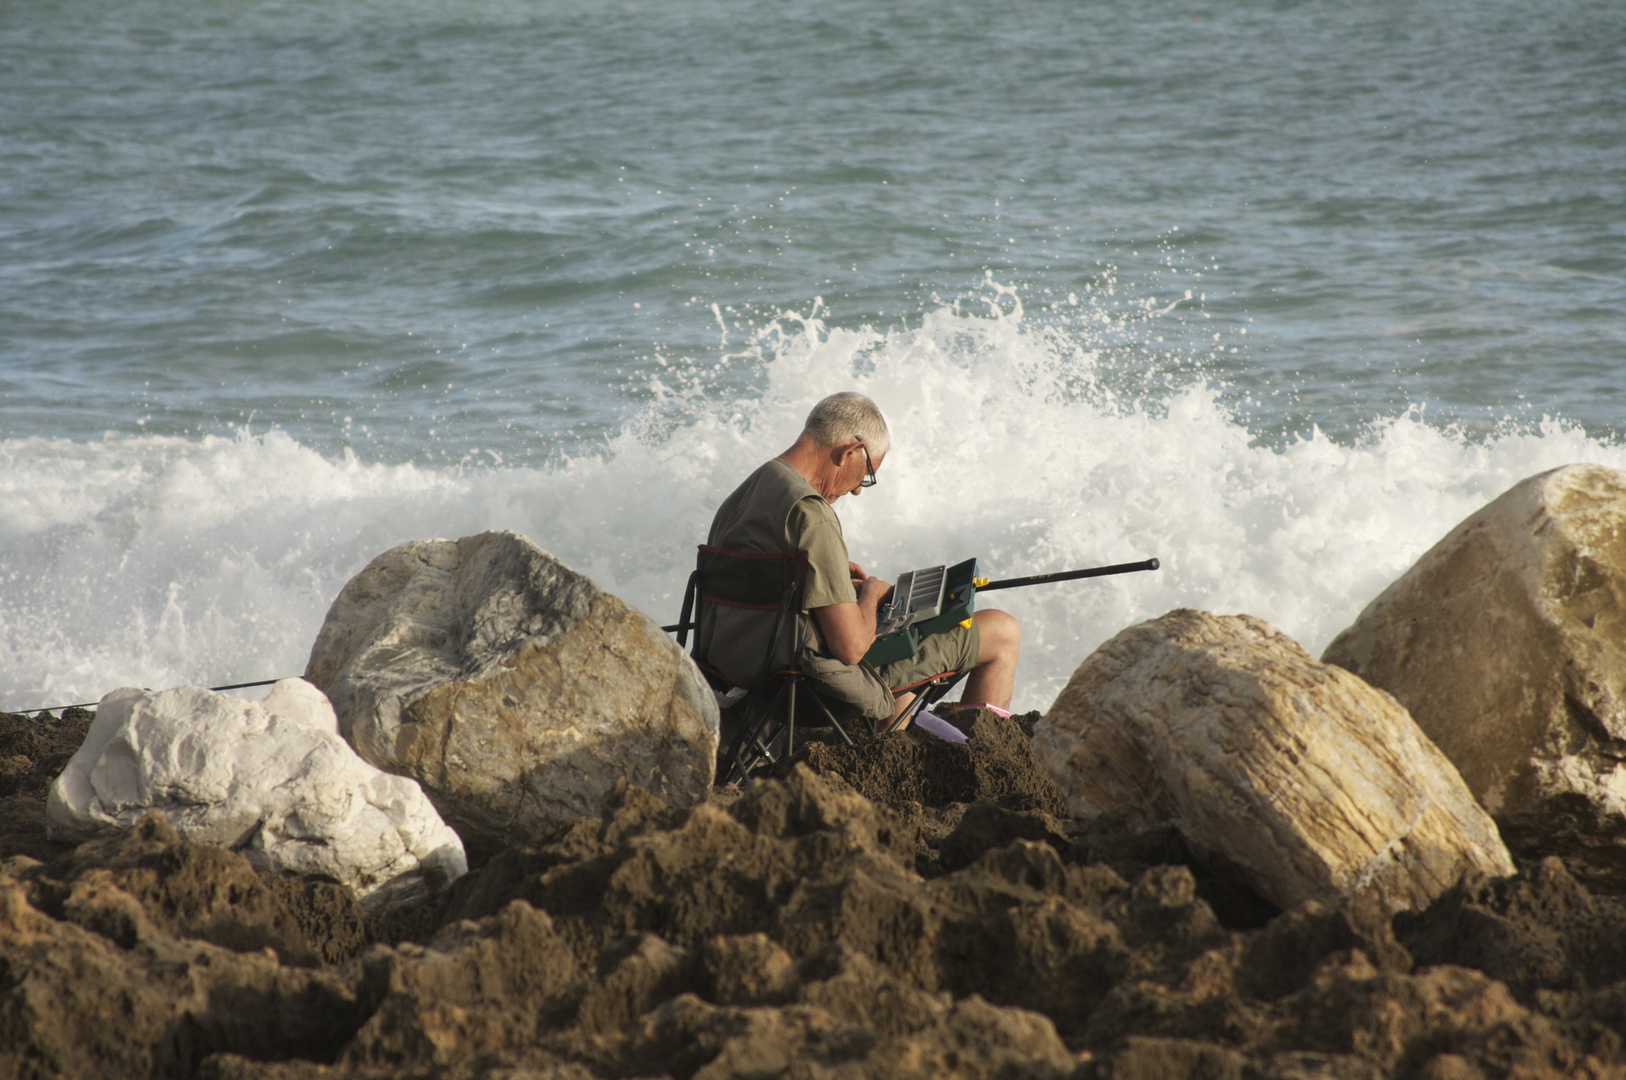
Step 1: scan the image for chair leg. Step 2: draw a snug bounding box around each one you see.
[805,687,854,746]
[719,678,813,785]
[718,682,786,785]
[716,707,758,786]
[785,679,796,759]
[893,670,969,732]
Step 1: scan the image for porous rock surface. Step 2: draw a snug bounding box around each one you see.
[1323,464,1626,889]
[1,706,94,861]
[304,530,719,855]
[46,679,466,909]
[5,711,1626,1080]
[1034,609,1514,914]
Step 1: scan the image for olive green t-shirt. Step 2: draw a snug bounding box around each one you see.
[697,458,856,684]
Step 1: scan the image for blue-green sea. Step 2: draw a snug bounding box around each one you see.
[3,0,1624,711]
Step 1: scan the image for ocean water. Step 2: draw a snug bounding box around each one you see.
[3,0,1624,713]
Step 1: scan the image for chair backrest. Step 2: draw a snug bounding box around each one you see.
[681,544,808,689]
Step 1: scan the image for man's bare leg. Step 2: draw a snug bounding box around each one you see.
[882,610,1021,732]
[882,691,916,732]
[960,608,1021,711]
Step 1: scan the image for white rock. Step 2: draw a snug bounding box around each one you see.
[1035,609,1514,914]
[1323,464,1626,888]
[304,531,719,852]
[46,678,467,910]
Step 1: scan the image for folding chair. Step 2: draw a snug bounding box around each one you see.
[675,545,967,785]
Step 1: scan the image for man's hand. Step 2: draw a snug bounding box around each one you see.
[814,573,892,666]
[849,561,893,604]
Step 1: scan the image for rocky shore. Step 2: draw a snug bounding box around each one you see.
[4,705,1626,1080]
[9,463,1626,1079]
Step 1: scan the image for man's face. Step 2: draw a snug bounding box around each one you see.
[827,441,881,502]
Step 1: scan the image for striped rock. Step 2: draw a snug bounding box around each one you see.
[1035,609,1512,914]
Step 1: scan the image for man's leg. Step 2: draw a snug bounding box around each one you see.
[960,608,1020,711]
[873,619,983,732]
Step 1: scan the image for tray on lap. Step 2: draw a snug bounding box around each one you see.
[865,557,978,666]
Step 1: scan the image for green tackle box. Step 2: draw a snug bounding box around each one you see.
[863,557,980,667]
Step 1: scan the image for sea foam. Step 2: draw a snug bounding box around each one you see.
[4,295,1624,714]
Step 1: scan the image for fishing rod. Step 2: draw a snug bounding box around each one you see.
[975,557,1160,592]
[658,556,1160,634]
[18,560,1161,713]
[9,679,285,718]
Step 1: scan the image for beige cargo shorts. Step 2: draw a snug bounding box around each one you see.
[799,621,980,723]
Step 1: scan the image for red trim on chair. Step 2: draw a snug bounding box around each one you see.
[890,670,957,694]
[695,658,809,693]
[699,595,781,610]
[699,544,803,561]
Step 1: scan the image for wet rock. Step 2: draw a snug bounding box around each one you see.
[0,706,94,862]
[1097,1036,1247,1080]
[1323,464,1626,890]
[613,991,1081,1080]
[25,812,328,965]
[0,861,368,1080]
[304,530,719,856]
[1034,609,1514,914]
[780,707,1065,816]
[13,697,1626,1080]
[1395,855,1626,1004]
[338,899,582,1068]
[698,932,798,1006]
[1267,953,1568,1077]
[46,679,466,910]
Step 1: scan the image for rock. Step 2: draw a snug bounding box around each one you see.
[1034,609,1514,914]
[29,811,330,965]
[17,753,1626,1080]
[46,679,466,910]
[338,899,582,1068]
[1322,464,1626,888]
[303,530,719,854]
[0,861,368,1079]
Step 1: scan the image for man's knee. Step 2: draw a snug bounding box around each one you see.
[973,608,1020,664]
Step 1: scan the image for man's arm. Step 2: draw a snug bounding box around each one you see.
[813,575,891,666]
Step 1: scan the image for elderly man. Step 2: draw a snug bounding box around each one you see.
[694,391,1020,730]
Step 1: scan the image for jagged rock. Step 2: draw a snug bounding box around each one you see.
[1322,464,1626,889]
[0,862,367,1079]
[46,679,466,910]
[26,812,331,965]
[339,899,583,1068]
[303,531,719,854]
[16,747,1626,1080]
[1034,609,1514,914]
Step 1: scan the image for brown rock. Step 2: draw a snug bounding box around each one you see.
[0,707,94,863]
[15,748,1626,1080]
[1034,610,1514,914]
[339,899,581,1067]
[1322,464,1626,888]
[0,862,367,1079]
[304,530,719,856]
[28,811,328,965]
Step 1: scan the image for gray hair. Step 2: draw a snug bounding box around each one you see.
[802,392,890,457]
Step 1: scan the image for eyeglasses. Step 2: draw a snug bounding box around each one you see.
[859,444,877,488]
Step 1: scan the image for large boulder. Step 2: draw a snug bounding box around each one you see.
[1323,464,1626,887]
[46,679,466,910]
[304,530,719,854]
[1034,609,1513,914]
